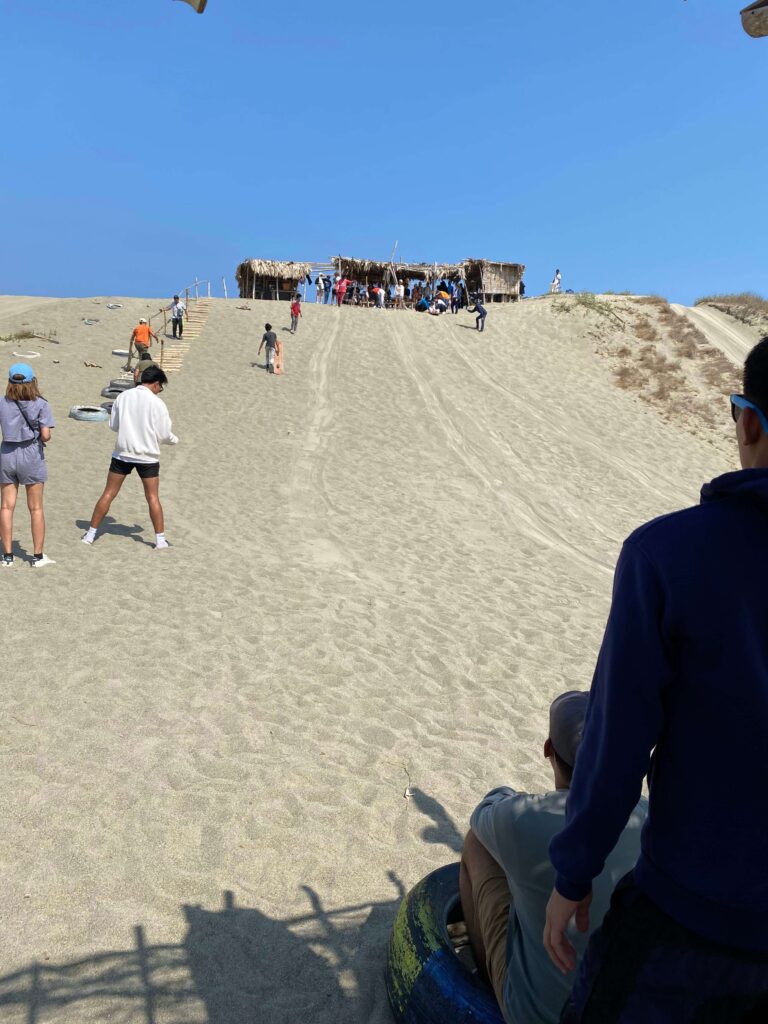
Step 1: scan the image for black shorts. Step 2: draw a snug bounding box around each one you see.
[109,457,159,479]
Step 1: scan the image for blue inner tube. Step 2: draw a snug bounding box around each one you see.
[386,863,505,1024]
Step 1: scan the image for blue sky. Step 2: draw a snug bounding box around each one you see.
[1,0,765,303]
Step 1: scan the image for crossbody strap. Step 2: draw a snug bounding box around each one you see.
[14,400,45,456]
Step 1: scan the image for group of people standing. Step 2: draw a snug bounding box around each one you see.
[313,273,473,311]
[0,347,179,565]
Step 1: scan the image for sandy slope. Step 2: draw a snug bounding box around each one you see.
[671,302,759,364]
[0,294,732,1022]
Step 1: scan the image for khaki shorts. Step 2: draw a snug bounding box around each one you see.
[472,856,511,1009]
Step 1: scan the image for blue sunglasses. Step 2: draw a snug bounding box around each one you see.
[730,394,768,434]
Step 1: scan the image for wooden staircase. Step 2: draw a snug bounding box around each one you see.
[160,299,211,373]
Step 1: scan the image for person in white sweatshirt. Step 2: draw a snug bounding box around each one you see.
[82,366,178,549]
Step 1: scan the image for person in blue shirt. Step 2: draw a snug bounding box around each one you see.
[468,297,487,331]
[544,336,768,1022]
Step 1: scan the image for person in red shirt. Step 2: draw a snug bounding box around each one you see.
[130,318,159,359]
[290,295,302,334]
[336,278,350,307]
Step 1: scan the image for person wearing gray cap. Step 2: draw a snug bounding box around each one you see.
[459,691,646,1024]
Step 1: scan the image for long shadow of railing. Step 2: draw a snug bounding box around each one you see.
[0,877,406,1024]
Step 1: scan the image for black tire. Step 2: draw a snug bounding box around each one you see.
[100,387,122,398]
[108,378,134,390]
[386,863,504,1024]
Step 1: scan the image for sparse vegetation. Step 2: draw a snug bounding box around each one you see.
[0,327,58,343]
[695,291,768,312]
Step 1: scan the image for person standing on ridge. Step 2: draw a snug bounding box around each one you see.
[550,269,562,294]
[82,366,177,550]
[544,337,768,1020]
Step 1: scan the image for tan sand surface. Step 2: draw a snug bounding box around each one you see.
[671,302,759,364]
[0,294,734,1022]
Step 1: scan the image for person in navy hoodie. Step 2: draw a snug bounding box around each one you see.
[543,337,768,1021]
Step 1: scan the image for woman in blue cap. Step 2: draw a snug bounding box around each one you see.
[0,363,55,567]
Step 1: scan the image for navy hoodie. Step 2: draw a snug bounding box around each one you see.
[549,468,768,951]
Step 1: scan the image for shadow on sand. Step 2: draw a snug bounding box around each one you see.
[74,517,151,547]
[0,881,406,1024]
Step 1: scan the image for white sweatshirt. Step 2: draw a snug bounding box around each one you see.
[110,385,178,464]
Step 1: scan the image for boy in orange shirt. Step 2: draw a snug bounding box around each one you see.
[130,318,159,359]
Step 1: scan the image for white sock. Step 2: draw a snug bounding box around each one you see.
[155,533,169,548]
[83,526,97,542]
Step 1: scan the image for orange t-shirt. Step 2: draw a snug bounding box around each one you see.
[133,324,151,346]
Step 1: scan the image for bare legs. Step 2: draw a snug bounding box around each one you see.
[141,475,164,534]
[1,482,45,555]
[88,470,164,535]
[89,471,127,529]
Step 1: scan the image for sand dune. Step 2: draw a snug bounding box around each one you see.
[0,293,734,1022]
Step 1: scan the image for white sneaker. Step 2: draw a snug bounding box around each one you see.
[82,533,95,545]
[31,554,55,568]
[154,537,170,549]
[1,556,13,568]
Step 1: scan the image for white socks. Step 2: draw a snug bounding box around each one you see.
[82,526,97,544]
[155,533,169,549]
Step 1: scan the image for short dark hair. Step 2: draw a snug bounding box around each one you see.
[553,748,574,784]
[265,323,272,331]
[743,337,768,416]
[140,366,168,386]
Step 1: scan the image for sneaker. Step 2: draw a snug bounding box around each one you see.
[31,554,55,568]
[81,532,95,545]
[1,554,13,568]
[154,537,170,549]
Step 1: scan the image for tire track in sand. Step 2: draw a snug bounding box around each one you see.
[384,314,614,574]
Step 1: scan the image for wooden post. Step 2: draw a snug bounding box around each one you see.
[194,278,200,301]
[222,276,228,300]
[126,337,134,370]
[160,337,165,368]
[252,274,255,301]
[185,287,190,311]
[163,310,167,338]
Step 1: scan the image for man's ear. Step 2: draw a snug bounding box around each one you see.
[544,738,553,760]
[741,407,763,446]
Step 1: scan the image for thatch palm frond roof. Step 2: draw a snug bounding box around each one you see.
[236,259,313,281]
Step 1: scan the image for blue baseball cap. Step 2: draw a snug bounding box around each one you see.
[9,363,35,383]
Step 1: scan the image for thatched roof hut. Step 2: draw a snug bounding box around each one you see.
[463,259,525,302]
[236,259,313,300]
[333,255,461,286]
[333,255,524,300]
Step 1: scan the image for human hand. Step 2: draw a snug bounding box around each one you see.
[543,888,592,974]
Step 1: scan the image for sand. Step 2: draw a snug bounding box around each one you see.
[0,292,736,1022]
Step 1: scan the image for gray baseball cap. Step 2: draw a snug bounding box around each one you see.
[549,690,589,767]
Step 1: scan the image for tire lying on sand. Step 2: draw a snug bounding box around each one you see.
[111,348,130,357]
[69,405,109,423]
[101,401,114,413]
[101,386,123,399]
[386,863,504,1024]
[109,378,134,390]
